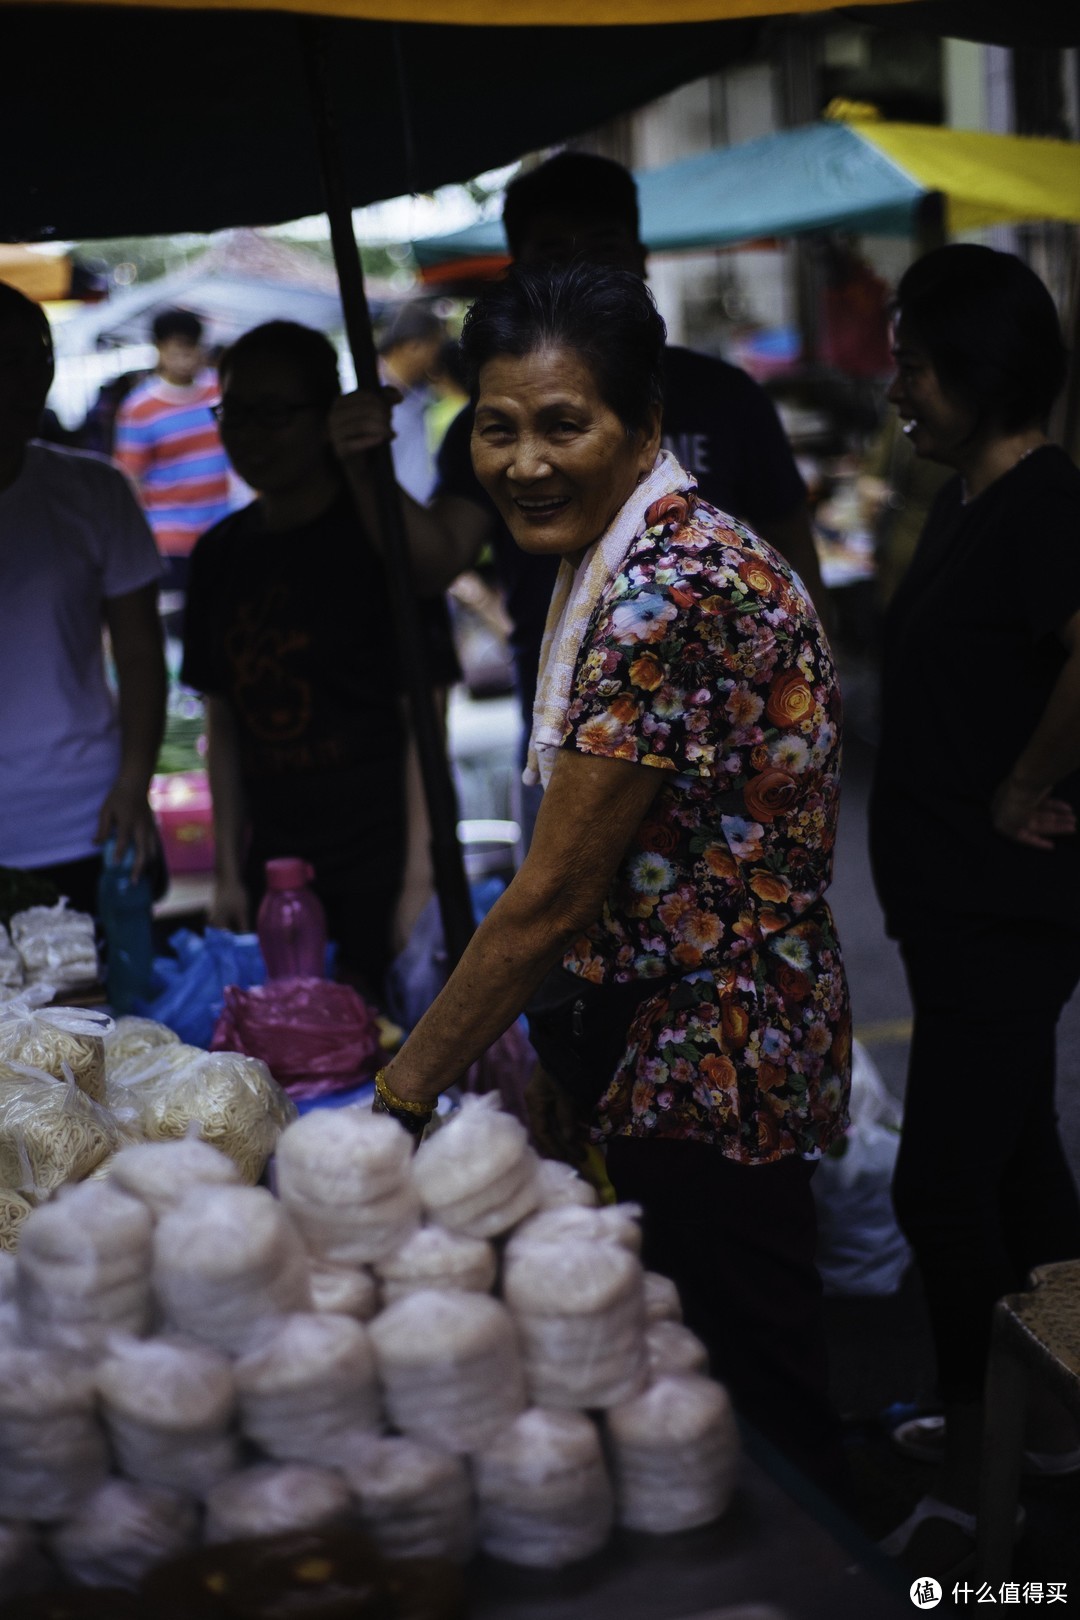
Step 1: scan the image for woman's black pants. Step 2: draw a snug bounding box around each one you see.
[606,1136,849,1502]
[894,916,1080,1405]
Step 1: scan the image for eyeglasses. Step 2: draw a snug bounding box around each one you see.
[211,400,319,431]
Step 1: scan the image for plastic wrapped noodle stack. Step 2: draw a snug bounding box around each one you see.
[0,1348,108,1521]
[106,1046,295,1185]
[533,1156,600,1210]
[275,1108,420,1265]
[204,1463,354,1544]
[108,1138,241,1219]
[234,1312,381,1463]
[369,1288,527,1454]
[48,1478,198,1589]
[0,1001,112,1102]
[335,1433,474,1563]
[152,1185,311,1356]
[103,1016,180,1067]
[0,1063,116,1197]
[505,1200,643,1260]
[10,903,99,994]
[308,1261,379,1321]
[16,1181,152,1352]
[375,1222,497,1304]
[96,1336,239,1497]
[474,1408,614,1569]
[0,1185,32,1253]
[606,1373,740,1533]
[411,1093,541,1239]
[503,1237,648,1409]
[643,1269,683,1323]
[645,1318,710,1378]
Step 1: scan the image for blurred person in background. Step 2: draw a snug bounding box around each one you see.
[870,245,1080,1576]
[115,307,232,593]
[181,320,459,997]
[0,283,165,908]
[377,302,445,503]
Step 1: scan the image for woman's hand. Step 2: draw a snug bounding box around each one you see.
[525,1065,588,1166]
[208,876,250,933]
[96,776,159,882]
[327,388,400,464]
[991,775,1077,850]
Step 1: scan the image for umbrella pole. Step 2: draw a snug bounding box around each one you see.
[300,16,475,969]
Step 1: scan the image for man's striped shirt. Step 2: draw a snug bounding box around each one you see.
[115,373,231,556]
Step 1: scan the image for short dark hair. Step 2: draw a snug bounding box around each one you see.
[459,262,665,435]
[895,245,1067,433]
[503,153,640,261]
[219,320,341,407]
[0,280,53,350]
[152,307,203,346]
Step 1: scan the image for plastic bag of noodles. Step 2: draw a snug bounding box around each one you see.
[0,1001,113,1103]
[0,1063,117,1199]
[106,1045,296,1185]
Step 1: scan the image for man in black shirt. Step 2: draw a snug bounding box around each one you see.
[432,152,827,732]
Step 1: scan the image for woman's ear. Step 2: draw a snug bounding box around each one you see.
[637,403,662,475]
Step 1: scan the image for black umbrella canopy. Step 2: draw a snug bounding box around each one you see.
[2,8,769,241]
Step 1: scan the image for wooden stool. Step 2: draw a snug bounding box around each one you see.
[977,1259,1080,1584]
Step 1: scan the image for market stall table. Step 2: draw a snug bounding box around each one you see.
[468,1442,910,1620]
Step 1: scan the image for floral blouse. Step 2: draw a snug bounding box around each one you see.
[561,488,850,1164]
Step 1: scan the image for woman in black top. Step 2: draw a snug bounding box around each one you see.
[870,246,1080,1572]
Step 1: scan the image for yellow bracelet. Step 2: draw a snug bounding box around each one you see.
[375,1068,433,1118]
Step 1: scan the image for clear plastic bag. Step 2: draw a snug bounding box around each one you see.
[0,1347,109,1520]
[0,923,23,991]
[235,1312,381,1463]
[275,1108,420,1264]
[474,1408,613,1568]
[412,1094,540,1239]
[105,1016,181,1068]
[334,1433,473,1563]
[0,1001,112,1102]
[106,1045,296,1185]
[16,1180,154,1352]
[0,1063,117,1199]
[204,1463,354,1543]
[97,1334,238,1496]
[10,902,99,994]
[49,1479,198,1588]
[605,1373,739,1533]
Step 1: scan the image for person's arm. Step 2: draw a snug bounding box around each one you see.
[204,695,252,932]
[327,390,491,593]
[992,607,1080,850]
[379,748,663,1112]
[758,503,831,625]
[98,584,167,879]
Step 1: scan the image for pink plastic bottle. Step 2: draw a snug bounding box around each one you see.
[256,858,328,980]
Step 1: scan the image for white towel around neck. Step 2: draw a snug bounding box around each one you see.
[524,449,694,789]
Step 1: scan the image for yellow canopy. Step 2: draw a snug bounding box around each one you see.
[0,245,70,302]
[860,121,1080,233]
[19,0,914,19]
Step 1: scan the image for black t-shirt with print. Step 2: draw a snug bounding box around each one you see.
[435,343,806,727]
[182,489,456,860]
[870,445,1080,936]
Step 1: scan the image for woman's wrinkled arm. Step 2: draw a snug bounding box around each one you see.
[992,606,1080,849]
[379,750,663,1110]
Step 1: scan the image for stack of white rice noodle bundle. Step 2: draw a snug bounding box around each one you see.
[9,902,99,995]
[0,1093,737,1599]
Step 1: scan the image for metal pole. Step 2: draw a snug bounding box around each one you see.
[300,16,475,968]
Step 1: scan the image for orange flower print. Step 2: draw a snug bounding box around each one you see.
[743,768,798,823]
[610,695,640,725]
[721,998,749,1046]
[576,714,627,755]
[704,846,737,879]
[765,671,814,728]
[644,493,689,530]
[677,908,722,951]
[757,1059,787,1092]
[672,942,704,969]
[739,556,782,596]
[629,653,665,691]
[749,870,791,904]
[700,1052,737,1088]
[725,685,764,727]
[658,892,694,931]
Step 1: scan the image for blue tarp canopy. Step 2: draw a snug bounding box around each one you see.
[413,119,1080,264]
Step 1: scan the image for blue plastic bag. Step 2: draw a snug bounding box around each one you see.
[134,928,266,1048]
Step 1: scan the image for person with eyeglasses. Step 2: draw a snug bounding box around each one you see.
[180,319,461,997]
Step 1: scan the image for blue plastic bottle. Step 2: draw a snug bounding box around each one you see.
[97,838,156,1013]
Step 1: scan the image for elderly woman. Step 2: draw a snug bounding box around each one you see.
[871,246,1080,1569]
[359,264,851,1494]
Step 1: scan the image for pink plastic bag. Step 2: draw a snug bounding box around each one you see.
[211,978,383,1099]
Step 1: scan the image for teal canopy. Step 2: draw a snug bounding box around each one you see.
[412,122,934,265]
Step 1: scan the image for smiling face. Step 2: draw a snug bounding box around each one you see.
[217,351,330,497]
[470,345,660,561]
[887,321,980,469]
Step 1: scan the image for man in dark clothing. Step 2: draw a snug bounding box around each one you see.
[431,152,827,733]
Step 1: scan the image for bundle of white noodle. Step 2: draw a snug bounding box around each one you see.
[473,1408,613,1568]
[49,1479,197,1588]
[275,1108,420,1264]
[16,1181,153,1352]
[605,1373,739,1533]
[234,1312,381,1462]
[96,1335,239,1496]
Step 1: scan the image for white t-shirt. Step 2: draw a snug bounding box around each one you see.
[0,442,163,867]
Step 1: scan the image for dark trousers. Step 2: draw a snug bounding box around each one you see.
[23,854,103,918]
[606,1135,849,1501]
[894,916,1080,1404]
